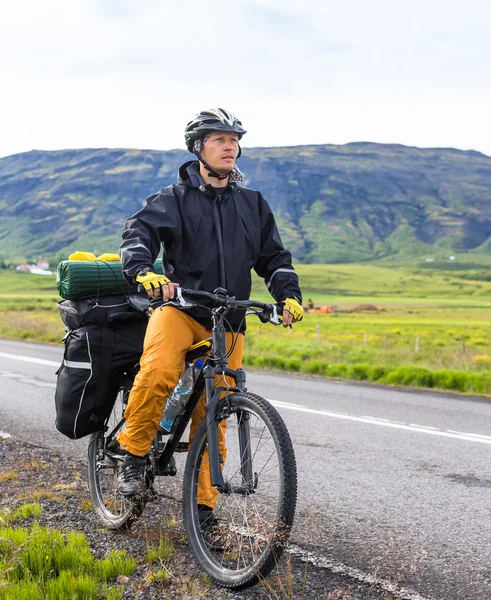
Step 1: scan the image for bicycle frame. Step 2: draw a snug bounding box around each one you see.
[91,288,295,588]
[156,307,248,492]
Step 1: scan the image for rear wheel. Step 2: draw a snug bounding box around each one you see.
[87,377,145,529]
[182,392,297,589]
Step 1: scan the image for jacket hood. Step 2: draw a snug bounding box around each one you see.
[177,160,238,196]
[178,161,205,188]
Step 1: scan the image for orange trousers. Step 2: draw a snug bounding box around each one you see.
[117,306,244,508]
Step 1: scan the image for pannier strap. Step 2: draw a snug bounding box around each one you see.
[90,327,114,426]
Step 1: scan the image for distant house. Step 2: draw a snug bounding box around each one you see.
[16,263,36,272]
[15,261,53,275]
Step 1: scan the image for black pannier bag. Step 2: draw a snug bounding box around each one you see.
[55,294,148,439]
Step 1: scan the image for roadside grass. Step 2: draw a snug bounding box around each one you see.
[0,504,132,600]
[0,448,429,598]
[17,490,62,503]
[0,312,62,344]
[259,505,415,600]
[145,534,175,565]
[244,305,491,394]
[3,267,491,393]
[0,503,42,527]
[0,474,18,484]
[0,271,59,311]
[259,505,312,600]
[142,525,176,588]
[372,529,428,593]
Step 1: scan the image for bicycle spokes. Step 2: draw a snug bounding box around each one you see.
[184,392,297,588]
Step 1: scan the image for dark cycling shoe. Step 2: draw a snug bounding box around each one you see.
[198,504,226,551]
[117,453,147,497]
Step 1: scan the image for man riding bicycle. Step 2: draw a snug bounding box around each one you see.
[116,108,303,533]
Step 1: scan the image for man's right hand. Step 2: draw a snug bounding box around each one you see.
[135,272,178,300]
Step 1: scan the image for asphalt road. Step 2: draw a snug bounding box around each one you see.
[1,338,490,600]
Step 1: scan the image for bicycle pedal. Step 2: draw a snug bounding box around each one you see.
[175,442,189,453]
[157,455,177,476]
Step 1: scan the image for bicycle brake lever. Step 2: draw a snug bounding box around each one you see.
[270,304,281,325]
[255,304,281,325]
[150,287,192,310]
[175,287,194,307]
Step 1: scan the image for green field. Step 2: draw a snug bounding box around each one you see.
[1,265,491,394]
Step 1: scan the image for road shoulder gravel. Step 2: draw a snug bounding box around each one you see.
[0,437,402,599]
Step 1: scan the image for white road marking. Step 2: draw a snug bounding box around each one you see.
[268,399,491,445]
[0,431,12,439]
[288,545,434,600]
[2,350,490,445]
[0,352,60,367]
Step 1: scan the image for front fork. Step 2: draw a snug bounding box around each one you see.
[204,363,253,493]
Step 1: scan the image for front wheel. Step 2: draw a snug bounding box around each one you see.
[182,392,297,589]
[87,377,145,530]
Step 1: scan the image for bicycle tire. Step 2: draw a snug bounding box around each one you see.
[182,391,297,589]
[87,378,145,530]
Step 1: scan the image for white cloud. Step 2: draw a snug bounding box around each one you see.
[1,0,490,157]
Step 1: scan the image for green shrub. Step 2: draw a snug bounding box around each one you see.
[4,528,92,583]
[325,364,348,378]
[252,355,265,368]
[0,580,40,600]
[0,503,42,527]
[269,355,287,370]
[0,520,134,600]
[305,359,328,374]
[102,584,125,600]
[469,372,491,394]
[432,370,469,392]
[347,364,370,381]
[96,549,136,579]
[382,366,434,387]
[285,358,302,371]
[44,571,99,600]
[367,365,387,381]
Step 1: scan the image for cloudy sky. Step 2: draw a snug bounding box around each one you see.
[1,0,490,158]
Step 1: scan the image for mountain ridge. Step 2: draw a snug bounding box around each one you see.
[1,142,491,263]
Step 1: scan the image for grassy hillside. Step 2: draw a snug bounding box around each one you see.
[1,143,491,264]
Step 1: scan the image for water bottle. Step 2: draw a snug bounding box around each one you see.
[158,359,204,433]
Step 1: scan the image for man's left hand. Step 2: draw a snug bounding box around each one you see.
[282,298,303,328]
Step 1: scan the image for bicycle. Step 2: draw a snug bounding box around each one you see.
[87,287,298,589]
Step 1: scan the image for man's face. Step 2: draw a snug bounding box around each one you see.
[201,131,239,173]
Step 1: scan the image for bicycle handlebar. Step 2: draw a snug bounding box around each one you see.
[150,287,282,325]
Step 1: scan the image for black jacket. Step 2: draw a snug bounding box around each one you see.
[120,161,302,331]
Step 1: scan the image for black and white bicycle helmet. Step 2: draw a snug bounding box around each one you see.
[184,108,247,180]
[184,108,246,153]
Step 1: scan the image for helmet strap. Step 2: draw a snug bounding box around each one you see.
[194,151,230,181]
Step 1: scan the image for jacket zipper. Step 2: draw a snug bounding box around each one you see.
[213,194,227,290]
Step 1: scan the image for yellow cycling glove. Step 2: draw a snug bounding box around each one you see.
[283,298,304,322]
[135,271,172,291]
